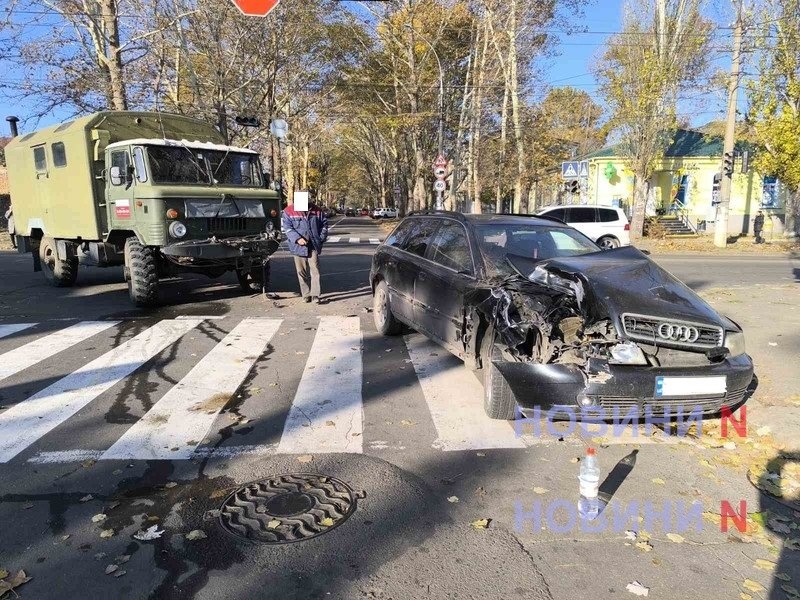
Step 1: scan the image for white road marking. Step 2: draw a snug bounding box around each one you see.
[0,323,37,340]
[328,236,341,243]
[176,315,226,320]
[102,318,282,460]
[369,238,380,244]
[28,443,279,464]
[0,321,119,382]
[348,237,360,244]
[0,319,201,463]
[277,316,363,454]
[404,335,526,451]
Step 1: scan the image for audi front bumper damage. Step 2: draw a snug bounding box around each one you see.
[476,248,755,418]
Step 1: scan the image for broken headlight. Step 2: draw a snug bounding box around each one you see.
[723,331,746,357]
[609,342,647,365]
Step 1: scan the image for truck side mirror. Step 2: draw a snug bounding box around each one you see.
[110,166,123,186]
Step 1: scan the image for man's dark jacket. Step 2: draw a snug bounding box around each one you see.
[281,204,329,257]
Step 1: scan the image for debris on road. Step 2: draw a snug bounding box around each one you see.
[99,529,115,539]
[133,525,164,541]
[297,455,313,463]
[447,496,459,503]
[470,519,490,530]
[91,513,107,523]
[625,581,649,596]
[79,494,94,502]
[105,564,118,575]
[0,570,32,597]
[185,530,207,541]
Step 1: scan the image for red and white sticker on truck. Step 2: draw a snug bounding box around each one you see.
[115,199,131,218]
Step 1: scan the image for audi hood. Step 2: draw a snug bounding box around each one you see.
[505,246,739,333]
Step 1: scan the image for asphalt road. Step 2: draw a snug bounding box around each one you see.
[0,217,798,600]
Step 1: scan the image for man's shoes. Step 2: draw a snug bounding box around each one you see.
[312,296,322,304]
[304,296,312,303]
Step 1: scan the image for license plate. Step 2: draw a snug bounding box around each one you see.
[654,376,726,397]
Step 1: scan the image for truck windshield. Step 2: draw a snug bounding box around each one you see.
[145,145,262,187]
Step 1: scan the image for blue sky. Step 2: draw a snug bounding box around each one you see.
[0,0,738,133]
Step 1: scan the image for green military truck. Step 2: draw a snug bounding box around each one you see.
[4,111,281,306]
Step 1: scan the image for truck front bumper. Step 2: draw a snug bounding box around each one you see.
[160,234,280,260]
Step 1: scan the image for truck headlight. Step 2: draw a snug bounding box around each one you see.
[609,342,647,365]
[169,221,187,238]
[724,331,746,357]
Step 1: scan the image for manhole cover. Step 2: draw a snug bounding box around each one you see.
[218,473,361,544]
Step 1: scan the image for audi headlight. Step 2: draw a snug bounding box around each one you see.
[169,221,187,238]
[724,331,746,357]
[609,342,648,365]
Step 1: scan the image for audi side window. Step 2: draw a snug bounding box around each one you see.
[428,222,473,274]
[401,219,439,257]
[385,220,415,247]
[598,208,618,222]
[569,207,597,223]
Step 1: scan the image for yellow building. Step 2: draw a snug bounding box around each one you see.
[582,129,787,236]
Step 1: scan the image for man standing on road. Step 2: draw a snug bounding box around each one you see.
[753,210,765,244]
[282,193,328,303]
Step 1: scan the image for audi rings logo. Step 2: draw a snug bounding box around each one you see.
[657,323,700,343]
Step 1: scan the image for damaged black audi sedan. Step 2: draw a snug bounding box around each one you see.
[370,212,753,420]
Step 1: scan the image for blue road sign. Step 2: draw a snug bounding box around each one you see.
[562,161,579,179]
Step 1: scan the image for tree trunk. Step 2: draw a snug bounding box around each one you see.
[301,139,309,190]
[507,0,525,214]
[495,85,509,214]
[630,175,650,242]
[99,0,127,110]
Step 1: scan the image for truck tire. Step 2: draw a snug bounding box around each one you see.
[39,237,78,287]
[478,326,517,420]
[125,237,159,307]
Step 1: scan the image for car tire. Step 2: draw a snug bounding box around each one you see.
[479,327,517,420]
[598,235,620,249]
[39,237,78,287]
[373,280,402,336]
[125,237,159,307]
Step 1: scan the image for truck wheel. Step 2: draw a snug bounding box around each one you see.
[237,262,269,293]
[373,280,402,335]
[478,327,517,420]
[125,237,159,307]
[39,237,78,287]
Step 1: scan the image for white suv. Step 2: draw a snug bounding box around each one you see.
[372,207,399,219]
[535,205,630,249]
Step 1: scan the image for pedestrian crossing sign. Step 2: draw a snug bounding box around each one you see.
[579,161,589,178]
[562,161,579,179]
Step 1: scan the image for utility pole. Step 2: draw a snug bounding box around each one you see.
[714,0,744,248]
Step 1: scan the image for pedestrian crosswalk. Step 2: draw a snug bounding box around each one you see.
[326,237,382,245]
[0,315,586,465]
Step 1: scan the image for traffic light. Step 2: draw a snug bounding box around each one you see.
[723,152,734,176]
[235,116,261,127]
[568,180,579,194]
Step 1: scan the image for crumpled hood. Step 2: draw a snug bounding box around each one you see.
[507,246,735,331]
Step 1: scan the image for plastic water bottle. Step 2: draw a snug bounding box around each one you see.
[578,447,601,520]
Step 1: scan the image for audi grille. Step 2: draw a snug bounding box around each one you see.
[620,313,724,350]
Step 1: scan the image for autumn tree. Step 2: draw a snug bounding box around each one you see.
[596,0,712,240]
[747,0,800,237]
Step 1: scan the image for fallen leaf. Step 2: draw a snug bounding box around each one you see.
[99,529,115,539]
[635,541,653,552]
[569,457,580,464]
[702,512,722,525]
[22,502,33,510]
[749,512,769,527]
[105,564,118,575]
[115,555,130,564]
[185,530,207,541]
[320,517,335,527]
[652,478,666,485]
[533,487,549,495]
[742,579,765,593]
[470,519,490,530]
[447,496,459,503]
[297,455,313,464]
[113,570,126,578]
[325,420,336,427]
[164,482,178,489]
[0,570,32,596]
[400,419,415,426]
[775,572,791,581]
[79,494,94,503]
[266,520,280,529]
[60,534,70,541]
[626,581,649,596]
[754,558,776,571]
[133,525,164,541]
[666,533,685,543]
[0,569,7,579]
[756,426,771,437]
[91,513,107,523]
[768,518,791,534]
[723,442,737,450]
[786,538,800,551]
[740,594,753,600]
[781,584,800,598]
[624,530,637,541]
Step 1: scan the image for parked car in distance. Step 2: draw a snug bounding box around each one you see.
[372,207,399,219]
[370,211,753,421]
[360,207,371,217]
[535,205,630,249]
[345,207,357,217]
